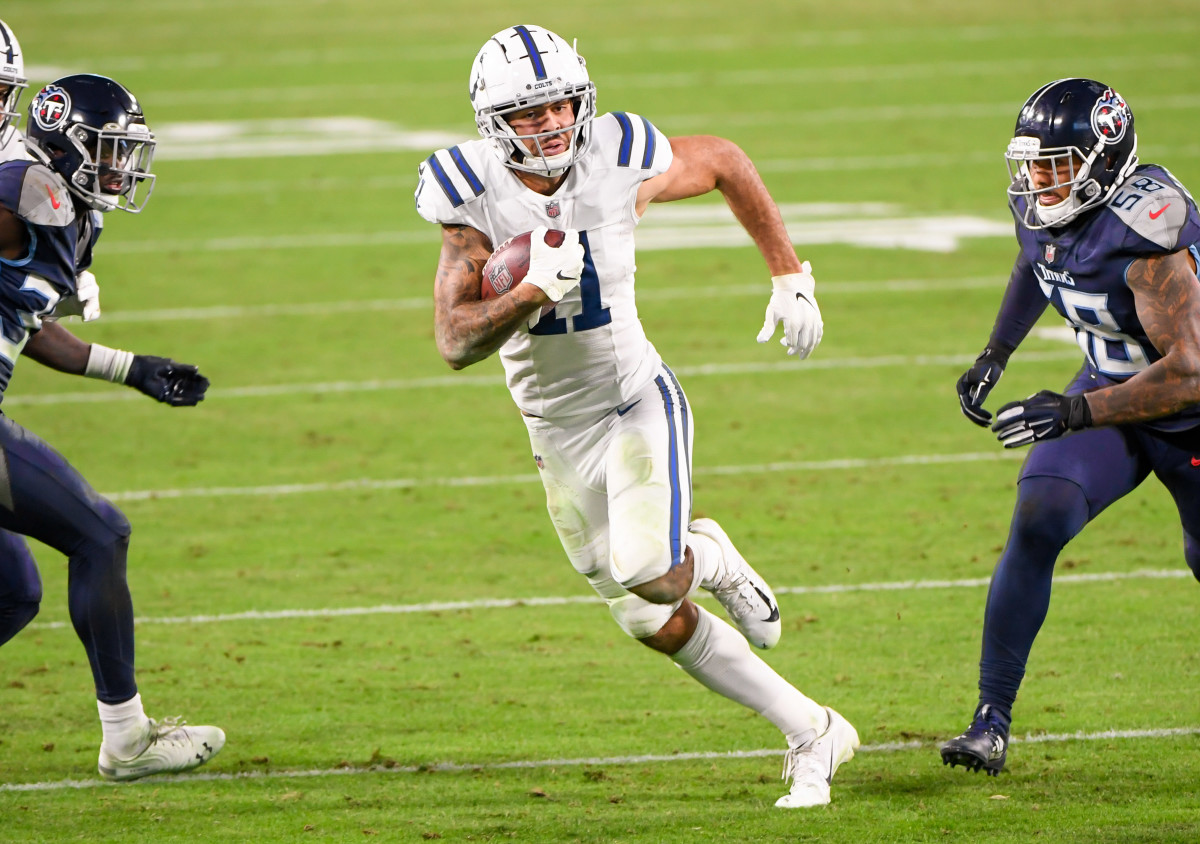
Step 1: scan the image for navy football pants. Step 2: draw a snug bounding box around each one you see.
[977,388,1200,720]
[0,413,136,704]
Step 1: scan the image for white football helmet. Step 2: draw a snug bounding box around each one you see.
[0,19,27,145]
[469,25,596,177]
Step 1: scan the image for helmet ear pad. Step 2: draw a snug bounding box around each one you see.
[39,134,88,187]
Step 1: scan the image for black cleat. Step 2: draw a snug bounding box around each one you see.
[940,704,1008,776]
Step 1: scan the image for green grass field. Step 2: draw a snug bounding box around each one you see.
[2,0,1199,841]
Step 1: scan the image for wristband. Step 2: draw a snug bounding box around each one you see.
[85,344,135,384]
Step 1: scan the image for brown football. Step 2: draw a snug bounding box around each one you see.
[481,229,567,299]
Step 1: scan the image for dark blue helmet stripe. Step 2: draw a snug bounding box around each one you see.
[639,115,656,169]
[614,112,633,167]
[425,154,464,208]
[448,146,484,197]
[513,26,547,81]
[0,24,13,63]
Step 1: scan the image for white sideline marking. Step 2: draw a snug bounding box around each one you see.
[26,568,1187,632]
[4,349,1081,407]
[3,725,1197,792]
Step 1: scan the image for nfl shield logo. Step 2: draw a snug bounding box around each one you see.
[545,200,560,218]
[1044,243,1056,262]
[534,454,545,470]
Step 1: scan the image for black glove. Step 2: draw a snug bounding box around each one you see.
[991,390,1092,448]
[957,347,1010,427]
[125,355,210,407]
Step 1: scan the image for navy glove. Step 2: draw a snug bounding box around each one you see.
[991,390,1092,448]
[957,347,1009,427]
[126,355,210,407]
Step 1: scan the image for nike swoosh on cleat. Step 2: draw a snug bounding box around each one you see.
[755,586,780,622]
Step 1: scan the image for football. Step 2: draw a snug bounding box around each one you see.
[481,229,567,300]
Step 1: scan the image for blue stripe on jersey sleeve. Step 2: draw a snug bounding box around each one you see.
[448,146,484,197]
[425,154,464,208]
[613,112,633,168]
[639,115,656,170]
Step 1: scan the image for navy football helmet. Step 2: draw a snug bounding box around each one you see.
[25,74,156,213]
[1005,78,1139,230]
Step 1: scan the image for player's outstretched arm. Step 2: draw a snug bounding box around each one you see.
[1083,249,1200,426]
[23,321,209,407]
[643,136,822,357]
[433,223,579,369]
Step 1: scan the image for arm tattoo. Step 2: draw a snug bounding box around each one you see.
[433,224,543,369]
[1085,251,1200,425]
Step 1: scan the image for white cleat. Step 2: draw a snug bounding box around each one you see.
[690,518,781,649]
[98,716,225,782]
[775,707,859,808]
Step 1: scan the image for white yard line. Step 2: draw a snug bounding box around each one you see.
[27,565,1186,632]
[5,350,1081,407]
[3,724,1196,792]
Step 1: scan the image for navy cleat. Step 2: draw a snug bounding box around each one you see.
[940,704,1009,776]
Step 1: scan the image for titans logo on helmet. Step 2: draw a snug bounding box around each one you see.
[31,84,70,132]
[1091,88,1130,144]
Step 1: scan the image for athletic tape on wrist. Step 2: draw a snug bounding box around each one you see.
[85,344,135,384]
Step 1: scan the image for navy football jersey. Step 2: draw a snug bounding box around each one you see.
[1012,164,1200,431]
[0,160,101,399]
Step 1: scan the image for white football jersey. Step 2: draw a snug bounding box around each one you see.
[0,128,31,163]
[415,111,673,419]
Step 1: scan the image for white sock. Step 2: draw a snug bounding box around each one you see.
[671,605,827,747]
[687,531,726,592]
[98,693,150,757]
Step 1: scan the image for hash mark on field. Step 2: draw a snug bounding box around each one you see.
[25,568,1188,631]
[3,726,1197,792]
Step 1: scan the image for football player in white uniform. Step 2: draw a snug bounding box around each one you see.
[0,19,30,164]
[415,25,856,808]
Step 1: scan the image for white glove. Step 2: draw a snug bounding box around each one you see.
[55,270,102,322]
[522,226,585,303]
[756,260,823,358]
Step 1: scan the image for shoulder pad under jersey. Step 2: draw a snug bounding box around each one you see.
[0,162,76,227]
[1108,167,1195,251]
[593,112,673,177]
[415,143,488,225]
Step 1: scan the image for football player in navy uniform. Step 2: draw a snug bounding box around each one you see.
[941,78,1200,775]
[0,74,224,780]
[416,25,857,807]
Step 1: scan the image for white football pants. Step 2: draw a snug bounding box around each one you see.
[523,363,693,639]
